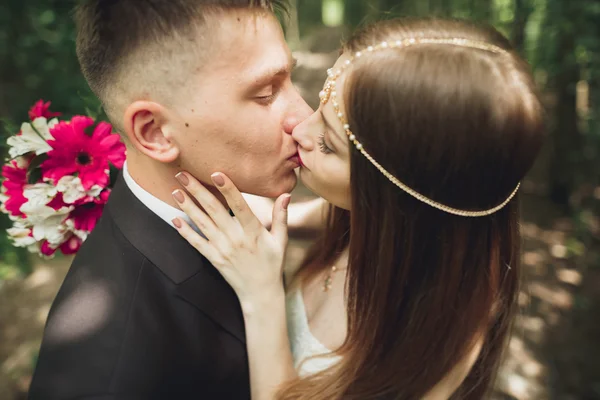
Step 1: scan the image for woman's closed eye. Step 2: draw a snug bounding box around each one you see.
[318,133,334,154]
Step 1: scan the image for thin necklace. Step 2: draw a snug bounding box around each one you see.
[323,265,347,292]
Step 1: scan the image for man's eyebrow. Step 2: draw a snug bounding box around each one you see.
[246,56,298,90]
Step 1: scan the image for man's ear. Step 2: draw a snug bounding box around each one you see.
[122,101,180,163]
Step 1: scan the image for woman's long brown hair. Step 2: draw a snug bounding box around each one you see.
[279,18,545,399]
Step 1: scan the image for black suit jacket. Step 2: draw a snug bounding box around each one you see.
[29,174,249,400]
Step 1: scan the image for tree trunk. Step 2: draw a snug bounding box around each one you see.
[380,0,405,14]
[547,3,582,207]
[511,0,533,53]
[472,0,493,21]
[433,0,452,16]
[345,1,368,28]
[297,0,322,37]
[417,0,431,16]
[285,0,301,48]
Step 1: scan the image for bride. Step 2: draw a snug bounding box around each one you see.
[171,18,544,400]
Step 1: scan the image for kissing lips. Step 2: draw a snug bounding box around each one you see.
[288,153,301,168]
[297,152,306,168]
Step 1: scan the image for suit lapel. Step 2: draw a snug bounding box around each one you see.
[107,173,246,344]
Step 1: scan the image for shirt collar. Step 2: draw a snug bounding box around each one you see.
[122,161,202,234]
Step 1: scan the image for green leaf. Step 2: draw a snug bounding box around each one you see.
[84,107,96,120]
[27,167,43,184]
[27,153,48,173]
[0,117,19,136]
[84,123,96,137]
[108,164,120,188]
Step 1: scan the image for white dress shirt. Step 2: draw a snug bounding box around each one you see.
[122,161,200,233]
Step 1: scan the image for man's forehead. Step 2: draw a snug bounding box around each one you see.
[208,10,283,50]
[202,11,289,73]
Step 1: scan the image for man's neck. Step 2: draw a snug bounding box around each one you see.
[126,154,227,210]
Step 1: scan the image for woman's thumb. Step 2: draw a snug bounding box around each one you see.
[271,193,290,244]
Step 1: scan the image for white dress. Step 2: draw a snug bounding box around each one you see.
[285,287,342,377]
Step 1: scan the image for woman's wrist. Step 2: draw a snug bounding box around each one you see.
[239,284,286,319]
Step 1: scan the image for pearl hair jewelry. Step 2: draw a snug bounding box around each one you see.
[319,37,520,217]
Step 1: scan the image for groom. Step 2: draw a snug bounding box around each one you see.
[29,1,311,399]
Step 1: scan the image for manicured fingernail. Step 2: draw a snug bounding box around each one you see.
[282,194,291,210]
[211,173,225,187]
[172,218,182,229]
[172,189,184,203]
[176,172,189,186]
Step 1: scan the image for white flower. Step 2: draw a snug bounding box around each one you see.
[20,183,73,241]
[7,117,58,158]
[20,183,59,218]
[0,192,8,214]
[16,182,76,249]
[19,204,59,223]
[6,221,37,248]
[64,218,89,241]
[56,176,103,204]
[11,156,30,169]
[31,213,71,246]
[7,212,24,223]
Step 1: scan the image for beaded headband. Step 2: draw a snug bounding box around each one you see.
[319,37,520,217]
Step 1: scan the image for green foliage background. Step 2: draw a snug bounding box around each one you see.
[0,0,599,275]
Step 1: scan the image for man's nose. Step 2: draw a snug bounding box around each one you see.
[291,116,315,151]
[283,93,314,135]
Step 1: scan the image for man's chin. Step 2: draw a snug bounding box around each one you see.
[256,173,297,198]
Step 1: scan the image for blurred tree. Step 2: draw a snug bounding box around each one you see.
[322,0,345,27]
[0,0,96,274]
[380,0,407,15]
[345,1,370,28]
[511,0,534,52]
[438,0,453,15]
[283,0,301,46]
[297,0,323,36]
[0,0,93,123]
[537,0,585,207]
[473,0,493,21]
[0,0,598,278]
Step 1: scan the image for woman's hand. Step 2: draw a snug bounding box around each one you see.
[171,172,291,311]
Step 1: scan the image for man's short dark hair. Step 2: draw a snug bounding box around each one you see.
[74,0,288,124]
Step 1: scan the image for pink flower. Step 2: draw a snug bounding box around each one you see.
[41,116,126,190]
[59,235,82,255]
[97,189,110,204]
[40,240,58,257]
[29,100,61,121]
[1,161,28,217]
[71,187,110,207]
[47,192,68,211]
[69,202,105,232]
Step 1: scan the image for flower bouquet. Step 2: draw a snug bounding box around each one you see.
[0,100,126,257]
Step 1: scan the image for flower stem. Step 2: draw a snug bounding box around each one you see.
[30,123,48,142]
